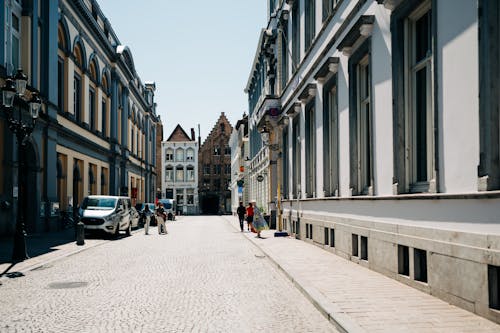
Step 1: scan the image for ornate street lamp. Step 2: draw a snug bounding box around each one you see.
[1,69,41,262]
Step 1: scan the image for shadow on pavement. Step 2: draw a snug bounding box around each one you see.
[0,228,76,265]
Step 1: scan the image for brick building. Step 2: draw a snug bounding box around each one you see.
[198,113,233,214]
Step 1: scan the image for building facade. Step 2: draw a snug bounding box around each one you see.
[198,112,233,214]
[246,0,500,323]
[0,0,161,236]
[161,125,198,215]
[229,114,250,213]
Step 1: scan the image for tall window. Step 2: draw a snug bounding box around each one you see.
[349,46,373,196]
[5,1,22,74]
[280,21,289,90]
[203,164,210,175]
[323,77,339,196]
[214,146,221,156]
[187,166,195,181]
[176,166,184,182]
[89,87,96,131]
[165,149,174,161]
[57,57,65,111]
[291,1,300,72]
[292,115,301,198]
[322,0,339,22]
[165,166,174,182]
[479,0,500,190]
[225,164,231,175]
[187,189,194,204]
[176,189,184,205]
[74,74,82,122]
[102,99,107,136]
[224,146,231,155]
[305,102,316,197]
[282,127,289,199]
[407,3,434,192]
[305,0,315,51]
[176,148,184,162]
[186,149,194,161]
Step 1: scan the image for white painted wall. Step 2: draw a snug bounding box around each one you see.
[437,0,480,193]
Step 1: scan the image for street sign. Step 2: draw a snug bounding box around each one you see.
[257,175,264,182]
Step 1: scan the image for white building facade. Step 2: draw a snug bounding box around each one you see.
[229,115,250,213]
[161,125,198,215]
[246,0,500,323]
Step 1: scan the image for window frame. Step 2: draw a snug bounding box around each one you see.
[305,100,316,198]
[323,75,339,197]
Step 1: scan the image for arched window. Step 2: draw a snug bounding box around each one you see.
[165,166,174,182]
[176,165,184,182]
[73,42,84,123]
[165,148,174,161]
[186,148,194,161]
[187,165,195,181]
[176,148,184,162]
[57,23,68,113]
[88,58,98,131]
[101,72,110,137]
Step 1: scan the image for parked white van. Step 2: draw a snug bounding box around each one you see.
[79,195,133,237]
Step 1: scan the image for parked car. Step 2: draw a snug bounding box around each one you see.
[79,195,133,237]
[130,207,140,229]
[137,202,156,226]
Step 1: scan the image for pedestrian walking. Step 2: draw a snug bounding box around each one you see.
[143,204,152,235]
[156,203,168,235]
[253,205,269,239]
[246,202,254,232]
[236,201,246,232]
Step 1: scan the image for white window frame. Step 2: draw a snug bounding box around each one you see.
[165,148,174,161]
[165,166,174,182]
[186,148,194,161]
[176,166,184,182]
[176,148,184,162]
[404,1,435,193]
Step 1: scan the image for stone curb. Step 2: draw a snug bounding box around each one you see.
[223,215,366,333]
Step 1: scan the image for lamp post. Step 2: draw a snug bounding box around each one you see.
[1,69,41,262]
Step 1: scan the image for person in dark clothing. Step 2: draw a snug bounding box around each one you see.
[236,201,246,232]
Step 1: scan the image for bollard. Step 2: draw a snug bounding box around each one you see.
[76,221,85,246]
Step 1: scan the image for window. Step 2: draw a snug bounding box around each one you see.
[224,146,231,155]
[213,164,221,175]
[398,245,409,276]
[203,164,210,175]
[89,87,96,131]
[165,149,174,161]
[291,1,300,72]
[5,1,22,74]
[414,248,428,283]
[305,102,316,198]
[292,115,301,198]
[479,0,500,190]
[74,74,82,122]
[304,0,315,51]
[186,149,194,161]
[176,166,184,182]
[407,4,434,192]
[349,46,373,196]
[165,166,173,182]
[282,127,289,199]
[102,99,107,136]
[176,189,184,205]
[187,166,195,181]
[280,21,289,89]
[393,1,435,194]
[488,265,500,310]
[187,189,194,205]
[225,164,231,175]
[322,0,339,22]
[58,57,65,111]
[214,146,221,156]
[323,77,339,196]
[101,167,108,195]
[214,179,221,189]
[176,149,184,162]
[352,234,359,257]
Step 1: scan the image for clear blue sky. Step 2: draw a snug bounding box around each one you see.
[97,1,267,141]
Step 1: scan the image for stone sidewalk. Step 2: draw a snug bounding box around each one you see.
[223,216,500,333]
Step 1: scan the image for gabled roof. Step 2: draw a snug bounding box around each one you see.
[166,124,193,142]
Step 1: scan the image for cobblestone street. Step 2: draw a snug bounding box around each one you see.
[0,216,336,332]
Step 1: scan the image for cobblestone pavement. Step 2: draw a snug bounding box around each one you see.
[0,216,337,333]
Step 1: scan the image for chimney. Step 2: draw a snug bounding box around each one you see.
[191,128,195,141]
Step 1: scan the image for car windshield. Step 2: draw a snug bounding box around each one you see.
[161,202,172,209]
[82,198,117,210]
